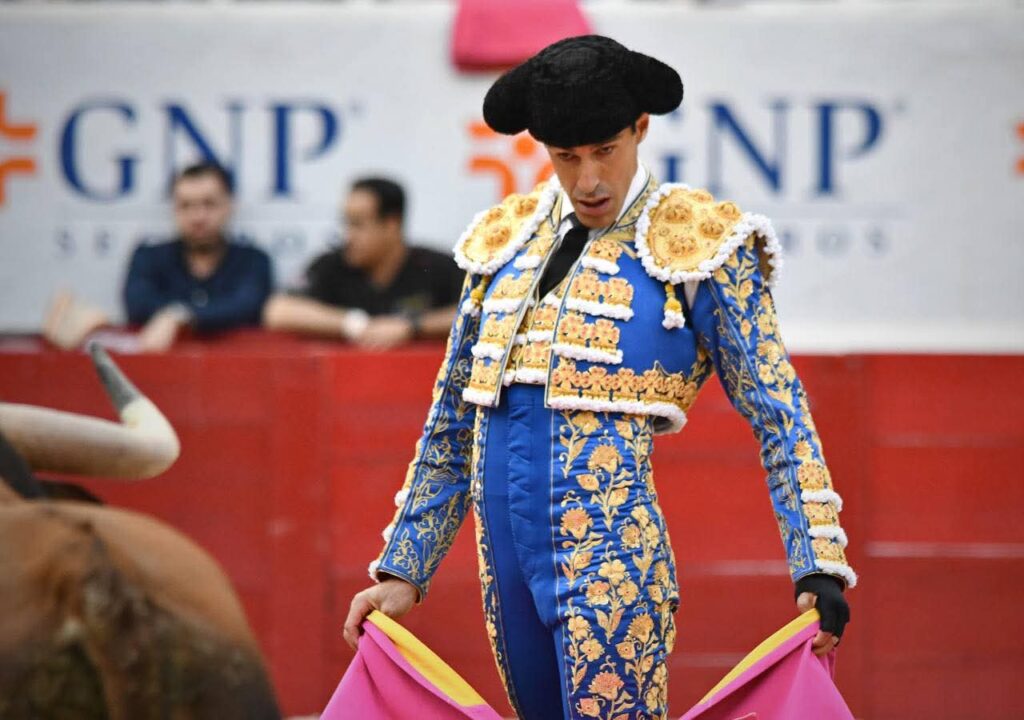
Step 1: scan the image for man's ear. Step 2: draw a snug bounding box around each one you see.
[384,216,403,240]
[635,113,651,144]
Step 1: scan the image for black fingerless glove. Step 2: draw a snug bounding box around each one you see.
[794,573,850,638]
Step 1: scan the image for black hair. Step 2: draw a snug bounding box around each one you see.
[352,177,405,224]
[173,161,234,196]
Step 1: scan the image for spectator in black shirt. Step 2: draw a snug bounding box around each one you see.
[263,178,463,349]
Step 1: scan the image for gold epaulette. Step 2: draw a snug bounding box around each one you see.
[634,184,782,287]
[453,178,560,276]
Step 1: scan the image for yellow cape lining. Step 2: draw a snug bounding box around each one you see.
[366,610,487,707]
[698,609,821,705]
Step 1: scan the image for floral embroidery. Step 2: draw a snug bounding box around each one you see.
[553,312,624,364]
[553,408,677,719]
[578,660,635,719]
[373,277,481,595]
[547,356,707,433]
[558,500,603,588]
[579,442,632,531]
[564,269,636,321]
[581,236,626,275]
[700,233,856,587]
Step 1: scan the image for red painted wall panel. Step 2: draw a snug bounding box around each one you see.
[0,333,1020,719]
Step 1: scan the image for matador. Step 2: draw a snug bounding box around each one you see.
[346,35,855,720]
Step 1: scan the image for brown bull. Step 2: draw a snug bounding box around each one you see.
[0,346,280,719]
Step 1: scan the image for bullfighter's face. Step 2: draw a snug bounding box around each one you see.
[545,113,650,230]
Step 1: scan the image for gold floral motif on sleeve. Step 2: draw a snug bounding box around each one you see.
[373,275,482,596]
[698,233,856,588]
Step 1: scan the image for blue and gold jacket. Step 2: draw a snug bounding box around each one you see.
[370,173,856,598]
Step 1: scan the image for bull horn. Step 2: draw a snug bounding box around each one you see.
[0,344,180,478]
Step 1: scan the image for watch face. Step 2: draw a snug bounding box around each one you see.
[395,295,430,315]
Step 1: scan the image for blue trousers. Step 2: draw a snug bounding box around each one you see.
[471,385,679,720]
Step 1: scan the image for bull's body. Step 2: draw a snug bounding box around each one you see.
[0,346,281,719]
[0,492,279,719]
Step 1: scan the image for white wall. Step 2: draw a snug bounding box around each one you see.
[1,2,1021,351]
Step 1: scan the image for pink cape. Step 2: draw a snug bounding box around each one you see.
[678,611,854,720]
[323,610,852,720]
[321,611,501,720]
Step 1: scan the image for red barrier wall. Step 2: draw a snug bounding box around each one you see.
[1,333,1021,719]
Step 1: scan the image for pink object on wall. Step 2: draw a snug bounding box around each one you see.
[452,0,592,71]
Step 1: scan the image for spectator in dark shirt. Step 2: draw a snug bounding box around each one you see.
[263,177,463,350]
[44,162,272,352]
[123,162,272,349]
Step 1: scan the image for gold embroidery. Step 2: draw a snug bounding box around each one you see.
[797,461,832,491]
[578,659,635,718]
[456,187,543,269]
[479,313,518,346]
[467,358,501,395]
[644,188,746,275]
[568,269,635,309]
[566,601,606,694]
[556,312,622,355]
[804,501,840,528]
[585,237,625,266]
[812,537,848,564]
[549,358,701,410]
[489,269,535,303]
[530,304,559,334]
[519,340,551,372]
[558,503,604,588]
[519,232,556,264]
[579,443,633,531]
[708,234,852,582]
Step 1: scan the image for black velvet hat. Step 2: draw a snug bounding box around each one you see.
[483,35,683,149]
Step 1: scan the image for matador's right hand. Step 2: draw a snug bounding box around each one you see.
[343,576,419,650]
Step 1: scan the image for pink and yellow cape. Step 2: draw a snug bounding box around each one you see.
[323,610,853,719]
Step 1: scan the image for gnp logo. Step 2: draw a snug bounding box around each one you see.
[466,98,894,200]
[0,91,343,208]
[466,120,553,198]
[464,97,905,261]
[0,93,38,207]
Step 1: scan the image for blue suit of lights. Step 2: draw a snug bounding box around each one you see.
[369,175,855,719]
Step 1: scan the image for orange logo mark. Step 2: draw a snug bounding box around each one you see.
[1017,121,1024,176]
[468,120,553,200]
[0,92,39,208]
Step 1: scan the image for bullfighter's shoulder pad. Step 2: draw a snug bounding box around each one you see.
[453,178,559,276]
[634,183,782,286]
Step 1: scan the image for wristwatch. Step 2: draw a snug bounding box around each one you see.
[340,309,370,340]
[401,309,424,339]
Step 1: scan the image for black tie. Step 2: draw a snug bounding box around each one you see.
[538,214,589,299]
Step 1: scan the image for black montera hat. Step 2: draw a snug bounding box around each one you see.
[483,35,683,149]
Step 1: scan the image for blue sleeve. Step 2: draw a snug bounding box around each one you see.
[123,245,173,325]
[689,234,857,589]
[188,249,273,332]
[369,275,481,599]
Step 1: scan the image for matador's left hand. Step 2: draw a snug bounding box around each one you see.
[795,573,850,656]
